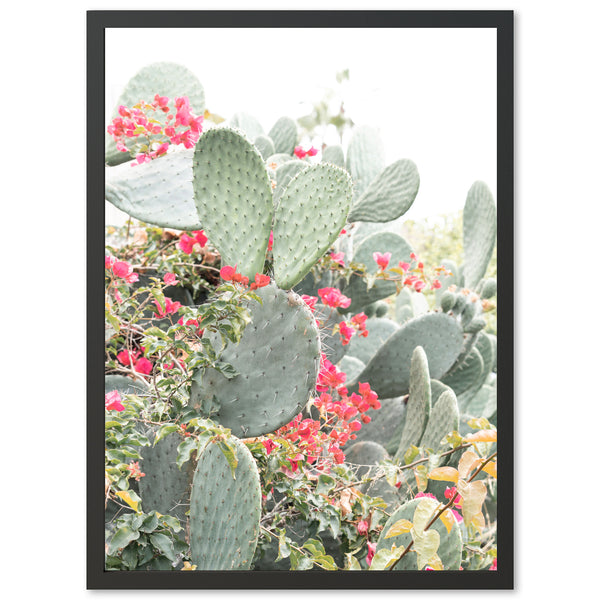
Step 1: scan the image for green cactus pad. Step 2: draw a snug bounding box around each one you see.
[394,347,432,463]
[138,428,195,527]
[339,231,414,314]
[395,287,430,324]
[105,62,205,166]
[273,163,353,289]
[190,435,261,569]
[272,159,310,206]
[441,346,485,399]
[377,497,463,570]
[356,313,464,400]
[292,269,334,298]
[480,278,497,299]
[105,149,202,230]
[105,374,149,396]
[349,159,419,223]
[190,284,321,438]
[321,145,345,168]
[192,127,273,278]
[229,112,264,141]
[462,181,497,288]
[351,396,407,456]
[464,383,497,419]
[435,259,459,305]
[419,390,459,454]
[253,134,275,159]
[268,116,298,155]
[345,317,399,367]
[430,379,452,407]
[346,125,385,200]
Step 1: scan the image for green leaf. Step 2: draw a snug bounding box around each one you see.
[176,437,198,469]
[217,439,238,478]
[369,546,405,570]
[154,424,180,445]
[108,526,140,555]
[138,513,159,533]
[150,532,177,562]
[277,531,292,561]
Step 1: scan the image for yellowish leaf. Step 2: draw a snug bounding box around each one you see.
[457,480,487,527]
[428,467,459,484]
[427,553,444,570]
[438,509,456,534]
[413,498,439,534]
[411,528,440,571]
[115,490,140,512]
[181,561,197,571]
[458,450,483,480]
[384,519,413,538]
[471,511,486,533]
[482,460,497,478]
[465,429,497,443]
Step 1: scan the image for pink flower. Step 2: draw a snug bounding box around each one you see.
[329,252,345,267]
[116,349,139,366]
[357,520,369,535]
[267,230,274,252]
[339,321,355,345]
[306,146,318,156]
[105,390,124,412]
[261,439,279,455]
[301,295,317,311]
[164,273,178,286]
[415,492,437,500]
[250,273,271,290]
[134,357,153,375]
[127,461,145,481]
[178,230,207,255]
[294,146,307,159]
[111,260,139,283]
[318,287,351,309]
[398,261,410,272]
[153,94,170,110]
[316,356,346,392]
[373,252,391,270]
[351,312,368,331]
[153,297,182,318]
[414,280,425,293]
[431,279,442,290]
[366,541,377,566]
[105,255,116,270]
[489,557,497,571]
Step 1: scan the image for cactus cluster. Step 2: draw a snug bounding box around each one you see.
[104,61,497,571]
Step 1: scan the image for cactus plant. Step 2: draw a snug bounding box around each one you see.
[189,435,261,569]
[190,284,321,438]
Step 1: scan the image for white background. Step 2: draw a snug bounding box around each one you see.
[105,27,496,223]
[2,1,599,598]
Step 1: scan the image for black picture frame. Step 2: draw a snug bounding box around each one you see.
[88,9,513,590]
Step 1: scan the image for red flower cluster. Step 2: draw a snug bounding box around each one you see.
[220,265,271,291]
[105,390,124,412]
[107,94,203,165]
[105,256,138,284]
[178,230,207,255]
[337,312,369,345]
[318,287,351,309]
[116,348,153,375]
[177,316,204,336]
[294,145,318,159]
[127,461,145,481]
[152,297,182,319]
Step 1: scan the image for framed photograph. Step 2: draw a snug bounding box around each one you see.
[89,10,513,590]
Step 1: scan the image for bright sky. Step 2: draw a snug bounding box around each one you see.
[106,27,496,223]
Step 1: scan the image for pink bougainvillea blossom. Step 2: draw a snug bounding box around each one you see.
[178,230,207,255]
[105,390,125,412]
[110,260,139,284]
[261,439,279,456]
[152,297,182,318]
[317,287,351,309]
[267,230,274,252]
[366,541,377,566]
[220,265,250,286]
[116,349,139,366]
[373,251,392,271]
[127,461,146,481]
[329,252,345,267]
[163,272,178,286]
[250,273,271,290]
[133,356,153,375]
[357,519,369,535]
[339,321,355,346]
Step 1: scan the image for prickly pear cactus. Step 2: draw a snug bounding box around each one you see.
[189,435,261,569]
[192,127,274,278]
[419,389,459,455]
[394,347,432,463]
[355,313,464,399]
[273,163,353,289]
[190,284,321,438]
[268,116,298,155]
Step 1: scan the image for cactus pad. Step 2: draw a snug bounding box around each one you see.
[192,127,273,278]
[356,313,464,399]
[190,435,261,569]
[273,163,353,289]
[268,116,298,155]
[190,284,321,438]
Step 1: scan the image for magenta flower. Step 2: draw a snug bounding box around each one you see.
[164,272,178,286]
[317,287,351,309]
[357,520,369,536]
[373,252,392,271]
[366,541,377,566]
[329,252,345,267]
[105,390,124,412]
